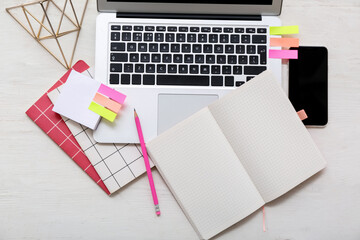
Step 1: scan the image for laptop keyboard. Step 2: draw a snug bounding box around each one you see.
[108,24,268,87]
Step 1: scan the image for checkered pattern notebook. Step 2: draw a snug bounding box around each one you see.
[48,77,152,194]
[26,60,110,195]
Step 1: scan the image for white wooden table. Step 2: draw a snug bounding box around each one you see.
[0,0,359,239]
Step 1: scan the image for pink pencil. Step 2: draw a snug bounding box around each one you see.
[134,109,161,216]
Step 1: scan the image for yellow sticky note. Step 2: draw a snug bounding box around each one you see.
[270,25,299,35]
[89,101,117,122]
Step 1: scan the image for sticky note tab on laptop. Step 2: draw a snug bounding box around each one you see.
[89,84,127,122]
[270,25,299,35]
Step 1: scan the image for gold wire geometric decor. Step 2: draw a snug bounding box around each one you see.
[6,0,89,69]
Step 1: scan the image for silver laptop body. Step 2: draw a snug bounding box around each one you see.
[94,0,283,143]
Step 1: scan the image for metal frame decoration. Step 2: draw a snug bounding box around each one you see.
[6,0,89,69]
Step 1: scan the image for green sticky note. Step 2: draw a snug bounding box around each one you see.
[270,25,299,35]
[89,101,117,122]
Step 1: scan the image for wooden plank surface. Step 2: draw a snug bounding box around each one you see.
[0,0,359,239]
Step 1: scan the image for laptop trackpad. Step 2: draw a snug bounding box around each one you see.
[158,94,219,135]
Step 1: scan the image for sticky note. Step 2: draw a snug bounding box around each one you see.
[52,70,101,130]
[98,84,126,104]
[93,92,122,113]
[89,102,117,122]
[297,110,308,121]
[270,25,299,35]
[269,49,298,59]
[270,38,299,48]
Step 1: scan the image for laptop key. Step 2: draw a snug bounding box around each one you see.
[135,64,144,73]
[184,55,194,63]
[179,27,189,32]
[250,56,259,65]
[257,28,267,33]
[109,74,119,84]
[190,27,200,32]
[111,43,125,51]
[230,35,240,43]
[143,75,155,85]
[122,32,131,41]
[244,66,266,75]
[110,64,122,72]
[166,33,175,42]
[214,45,223,53]
[212,27,222,33]
[225,45,234,54]
[193,44,202,53]
[252,35,267,44]
[246,28,256,33]
[146,64,156,73]
[203,44,213,53]
[124,64,133,73]
[220,34,229,43]
[222,66,232,74]
[225,76,235,87]
[198,34,207,43]
[162,54,172,63]
[235,28,244,33]
[236,81,245,87]
[239,55,248,64]
[111,32,120,41]
[206,55,216,64]
[168,65,177,73]
[201,27,211,32]
[122,26,132,31]
[130,53,139,62]
[134,26,143,31]
[155,33,164,42]
[201,65,210,74]
[111,53,128,62]
[190,65,199,74]
[121,74,131,84]
[168,26,177,32]
[182,44,191,53]
[209,34,218,43]
[144,33,153,41]
[140,53,150,62]
[195,55,204,64]
[211,76,223,86]
[171,44,181,52]
[217,55,226,64]
[173,54,183,63]
[151,54,161,62]
[157,64,166,73]
[127,43,136,52]
[233,66,242,75]
[224,28,233,33]
[157,75,209,86]
[160,43,169,52]
[211,65,221,74]
[258,45,267,65]
[236,45,245,54]
[241,35,251,43]
[133,32,142,41]
[179,65,188,74]
[132,75,141,85]
[149,43,158,52]
[247,45,256,54]
[228,55,237,64]
[111,25,120,31]
[156,26,166,31]
[176,33,186,42]
[187,34,197,42]
[145,26,155,31]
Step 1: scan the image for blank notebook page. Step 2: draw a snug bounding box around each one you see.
[147,108,264,240]
[209,71,326,202]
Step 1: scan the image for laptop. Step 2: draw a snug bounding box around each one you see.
[94,0,283,143]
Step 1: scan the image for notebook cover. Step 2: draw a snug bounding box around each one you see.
[26,60,110,195]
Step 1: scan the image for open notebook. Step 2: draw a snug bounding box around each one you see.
[147,70,326,240]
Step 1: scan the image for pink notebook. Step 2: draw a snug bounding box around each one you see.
[26,60,110,195]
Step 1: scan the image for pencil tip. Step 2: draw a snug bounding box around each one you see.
[134,109,137,118]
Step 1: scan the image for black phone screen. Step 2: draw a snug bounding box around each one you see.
[289,46,328,126]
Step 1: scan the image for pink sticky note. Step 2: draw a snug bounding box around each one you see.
[297,109,308,121]
[98,84,126,104]
[269,49,298,59]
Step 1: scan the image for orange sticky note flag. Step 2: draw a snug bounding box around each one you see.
[93,92,122,113]
[270,38,299,48]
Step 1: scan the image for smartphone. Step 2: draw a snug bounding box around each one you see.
[289,46,328,126]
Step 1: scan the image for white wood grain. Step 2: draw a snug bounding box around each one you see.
[0,0,359,239]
